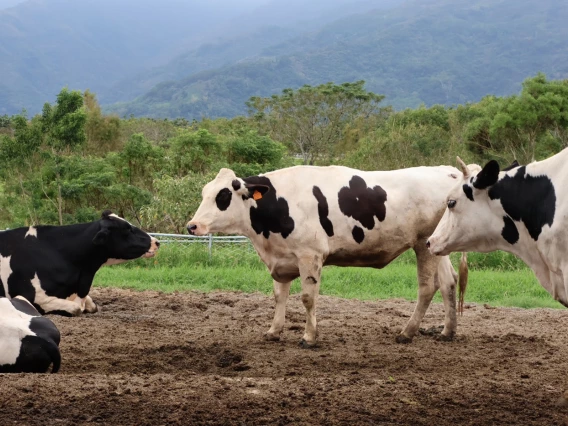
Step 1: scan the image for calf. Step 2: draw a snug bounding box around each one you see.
[428,151,568,308]
[0,296,61,373]
[0,210,160,316]
[188,165,471,347]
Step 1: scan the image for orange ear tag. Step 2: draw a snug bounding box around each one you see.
[253,190,263,201]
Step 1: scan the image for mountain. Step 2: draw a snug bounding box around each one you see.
[109,0,568,119]
[0,0,270,115]
[103,0,403,104]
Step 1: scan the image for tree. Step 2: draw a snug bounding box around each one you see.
[84,90,121,155]
[464,74,568,163]
[226,130,289,176]
[247,81,387,165]
[117,133,164,188]
[40,88,87,224]
[167,129,221,175]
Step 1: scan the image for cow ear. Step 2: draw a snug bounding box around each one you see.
[93,229,110,245]
[244,183,270,200]
[502,159,519,172]
[473,160,500,190]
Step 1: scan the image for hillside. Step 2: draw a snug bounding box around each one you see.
[103,0,403,104]
[1,0,398,115]
[109,0,568,119]
[0,0,269,115]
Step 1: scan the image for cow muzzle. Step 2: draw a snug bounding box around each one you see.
[143,237,160,258]
[187,222,208,236]
[426,236,447,256]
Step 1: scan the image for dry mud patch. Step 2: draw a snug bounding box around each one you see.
[1,287,567,425]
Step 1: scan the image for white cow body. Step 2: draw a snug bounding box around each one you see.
[0,296,61,373]
[189,165,469,346]
[428,150,568,307]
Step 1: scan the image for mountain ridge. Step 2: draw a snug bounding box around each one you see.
[107,0,568,119]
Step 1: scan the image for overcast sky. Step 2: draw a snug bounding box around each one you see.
[0,0,24,9]
[0,0,273,10]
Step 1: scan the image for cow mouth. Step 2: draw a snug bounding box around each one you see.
[142,251,156,258]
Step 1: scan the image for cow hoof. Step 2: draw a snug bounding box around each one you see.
[435,333,455,342]
[264,332,281,342]
[299,339,317,349]
[84,303,98,314]
[395,334,413,344]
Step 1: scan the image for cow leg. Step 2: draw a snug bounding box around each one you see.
[265,279,291,341]
[31,274,82,316]
[299,257,322,348]
[37,297,82,316]
[396,245,440,343]
[435,256,458,341]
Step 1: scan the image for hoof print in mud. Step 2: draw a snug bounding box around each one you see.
[395,334,413,344]
[216,350,244,368]
[299,339,318,349]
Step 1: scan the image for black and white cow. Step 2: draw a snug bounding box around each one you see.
[0,296,61,373]
[428,151,568,308]
[188,166,472,347]
[0,210,160,316]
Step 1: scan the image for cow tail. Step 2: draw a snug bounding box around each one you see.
[458,252,469,316]
[43,339,61,374]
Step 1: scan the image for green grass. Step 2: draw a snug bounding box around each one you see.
[92,242,564,309]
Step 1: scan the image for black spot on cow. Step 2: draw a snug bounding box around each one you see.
[463,184,474,201]
[243,176,295,239]
[501,216,519,244]
[338,175,387,230]
[312,186,334,237]
[215,188,232,211]
[231,179,241,191]
[352,226,365,244]
[489,166,556,241]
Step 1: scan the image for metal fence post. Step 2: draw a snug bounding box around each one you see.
[208,233,213,259]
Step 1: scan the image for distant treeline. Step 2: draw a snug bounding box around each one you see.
[1,73,567,232]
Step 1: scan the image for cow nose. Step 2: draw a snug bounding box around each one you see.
[426,240,431,248]
[187,224,197,235]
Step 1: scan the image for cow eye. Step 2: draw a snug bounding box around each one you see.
[447,200,457,209]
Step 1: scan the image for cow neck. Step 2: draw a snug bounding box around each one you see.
[35,222,106,271]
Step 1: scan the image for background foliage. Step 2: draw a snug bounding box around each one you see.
[1,74,567,237]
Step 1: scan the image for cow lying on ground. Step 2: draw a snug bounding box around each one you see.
[428,151,568,308]
[188,165,471,347]
[0,210,160,316]
[0,296,61,373]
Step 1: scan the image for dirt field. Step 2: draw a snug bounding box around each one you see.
[1,287,568,425]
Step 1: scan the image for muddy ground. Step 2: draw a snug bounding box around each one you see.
[1,287,567,425]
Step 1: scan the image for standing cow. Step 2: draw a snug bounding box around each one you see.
[0,210,160,316]
[0,296,61,373]
[428,150,568,308]
[187,165,470,347]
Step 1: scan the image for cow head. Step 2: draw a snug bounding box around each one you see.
[187,168,270,236]
[427,157,507,255]
[94,211,160,263]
